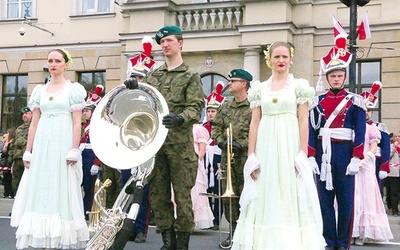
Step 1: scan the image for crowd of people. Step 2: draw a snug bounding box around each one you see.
[1,23,398,250]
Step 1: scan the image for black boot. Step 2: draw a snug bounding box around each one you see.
[220,235,232,249]
[220,222,236,249]
[176,232,190,250]
[160,228,177,250]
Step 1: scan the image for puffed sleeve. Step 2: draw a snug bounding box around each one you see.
[28,84,43,111]
[368,124,381,145]
[69,82,87,112]
[248,80,261,108]
[295,78,315,105]
[194,125,210,144]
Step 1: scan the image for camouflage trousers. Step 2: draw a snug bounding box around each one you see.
[102,164,122,209]
[148,143,197,233]
[12,159,24,193]
[220,152,246,226]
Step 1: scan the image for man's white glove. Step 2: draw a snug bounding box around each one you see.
[66,148,81,164]
[131,166,138,177]
[346,157,361,176]
[90,164,100,176]
[22,151,32,162]
[308,156,320,175]
[379,170,388,180]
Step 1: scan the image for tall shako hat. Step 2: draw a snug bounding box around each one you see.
[360,80,382,109]
[316,17,353,92]
[206,81,225,109]
[85,85,104,110]
[126,36,156,78]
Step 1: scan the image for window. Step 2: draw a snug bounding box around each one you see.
[5,0,33,19]
[81,0,113,14]
[78,71,106,94]
[1,75,28,131]
[345,61,381,121]
[201,73,230,99]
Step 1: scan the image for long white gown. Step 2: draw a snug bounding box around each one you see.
[232,74,325,250]
[10,80,89,249]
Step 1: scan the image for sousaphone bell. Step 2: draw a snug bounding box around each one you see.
[90,83,169,170]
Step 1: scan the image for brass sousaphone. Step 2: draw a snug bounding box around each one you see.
[87,82,169,250]
[90,82,169,169]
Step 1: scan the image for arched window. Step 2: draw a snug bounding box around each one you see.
[201,73,232,100]
[199,72,232,122]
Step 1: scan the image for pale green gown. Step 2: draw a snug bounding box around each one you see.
[11,80,89,249]
[232,74,325,250]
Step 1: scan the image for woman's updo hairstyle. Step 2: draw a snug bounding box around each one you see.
[263,42,294,69]
[49,48,73,68]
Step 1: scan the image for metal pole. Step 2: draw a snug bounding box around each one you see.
[348,0,358,93]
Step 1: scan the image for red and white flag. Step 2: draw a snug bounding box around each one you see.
[357,12,371,40]
[333,15,347,37]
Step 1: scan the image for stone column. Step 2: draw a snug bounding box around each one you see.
[243,47,261,82]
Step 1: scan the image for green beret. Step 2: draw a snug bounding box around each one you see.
[21,106,31,114]
[155,25,182,45]
[228,69,253,82]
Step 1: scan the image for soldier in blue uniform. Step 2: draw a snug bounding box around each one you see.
[360,81,391,192]
[308,33,366,250]
[80,85,104,216]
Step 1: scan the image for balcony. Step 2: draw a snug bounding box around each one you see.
[175,4,243,31]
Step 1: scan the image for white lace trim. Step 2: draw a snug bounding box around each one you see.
[43,80,70,98]
[265,74,293,96]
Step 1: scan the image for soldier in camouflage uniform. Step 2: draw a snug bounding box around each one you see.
[10,107,32,193]
[212,69,253,248]
[126,25,204,250]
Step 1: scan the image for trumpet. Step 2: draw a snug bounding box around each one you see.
[219,123,236,249]
[199,123,237,248]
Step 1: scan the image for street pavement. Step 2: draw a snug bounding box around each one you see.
[0,184,399,249]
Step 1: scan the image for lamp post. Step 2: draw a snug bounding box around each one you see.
[340,0,370,93]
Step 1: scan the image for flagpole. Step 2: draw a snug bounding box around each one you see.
[348,0,358,93]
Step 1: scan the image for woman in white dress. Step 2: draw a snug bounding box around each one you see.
[232,42,325,250]
[10,49,89,249]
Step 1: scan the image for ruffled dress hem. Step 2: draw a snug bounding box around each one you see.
[14,212,89,249]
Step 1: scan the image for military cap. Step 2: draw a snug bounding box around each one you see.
[155,25,182,45]
[21,106,31,114]
[228,69,253,82]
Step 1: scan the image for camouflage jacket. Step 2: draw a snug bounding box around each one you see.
[212,98,252,152]
[144,61,205,145]
[10,121,30,161]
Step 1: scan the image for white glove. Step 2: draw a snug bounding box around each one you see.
[66,148,81,163]
[245,153,260,178]
[131,166,138,177]
[90,164,100,176]
[379,170,388,180]
[346,157,361,176]
[308,156,320,175]
[22,151,32,162]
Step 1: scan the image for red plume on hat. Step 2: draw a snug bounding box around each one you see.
[126,36,156,78]
[316,16,353,92]
[206,81,225,109]
[85,85,104,109]
[360,81,382,109]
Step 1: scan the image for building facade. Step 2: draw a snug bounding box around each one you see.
[0,0,399,133]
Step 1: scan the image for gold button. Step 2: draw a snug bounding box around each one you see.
[272,98,278,103]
